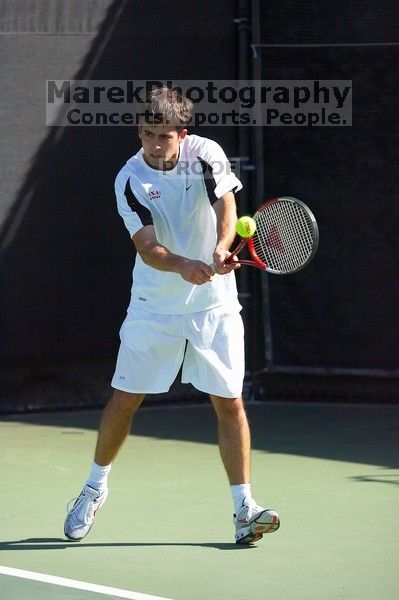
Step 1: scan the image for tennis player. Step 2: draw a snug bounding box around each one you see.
[64,87,280,544]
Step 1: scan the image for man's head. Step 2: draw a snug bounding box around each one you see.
[138,87,193,170]
[141,86,193,130]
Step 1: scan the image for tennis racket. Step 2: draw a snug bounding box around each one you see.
[226,196,319,274]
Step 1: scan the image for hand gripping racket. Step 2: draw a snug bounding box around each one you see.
[227,196,319,274]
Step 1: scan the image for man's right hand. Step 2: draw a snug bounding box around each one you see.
[178,258,214,285]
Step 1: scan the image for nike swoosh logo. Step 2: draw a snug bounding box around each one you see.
[186,185,192,191]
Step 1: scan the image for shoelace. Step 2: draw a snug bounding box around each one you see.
[66,491,98,524]
[236,502,262,525]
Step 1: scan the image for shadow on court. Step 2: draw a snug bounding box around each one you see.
[2,400,399,469]
[0,538,253,552]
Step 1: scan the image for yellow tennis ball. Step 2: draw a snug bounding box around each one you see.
[236,216,256,238]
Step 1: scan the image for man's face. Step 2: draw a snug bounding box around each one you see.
[138,125,187,170]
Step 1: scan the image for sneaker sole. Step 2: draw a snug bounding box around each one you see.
[64,525,94,542]
[236,511,280,544]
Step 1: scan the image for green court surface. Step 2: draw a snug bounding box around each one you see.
[1,401,398,599]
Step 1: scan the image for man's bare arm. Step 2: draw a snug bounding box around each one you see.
[132,225,214,285]
[212,191,240,274]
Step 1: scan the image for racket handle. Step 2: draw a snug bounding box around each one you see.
[209,259,241,272]
[210,239,247,272]
[226,238,247,263]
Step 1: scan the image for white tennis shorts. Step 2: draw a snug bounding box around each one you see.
[111,305,245,398]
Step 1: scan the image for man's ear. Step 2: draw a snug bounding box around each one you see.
[178,128,188,142]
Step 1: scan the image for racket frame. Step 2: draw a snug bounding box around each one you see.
[227,196,319,274]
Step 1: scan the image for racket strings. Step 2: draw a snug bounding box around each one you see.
[253,201,316,273]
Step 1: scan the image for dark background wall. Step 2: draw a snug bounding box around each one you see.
[0,0,239,363]
[0,0,398,411]
[257,1,399,373]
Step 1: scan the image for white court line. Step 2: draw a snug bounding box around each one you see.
[0,566,174,600]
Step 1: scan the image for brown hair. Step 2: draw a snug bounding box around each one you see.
[141,87,193,130]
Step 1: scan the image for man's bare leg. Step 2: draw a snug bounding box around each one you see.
[209,395,250,484]
[64,389,144,541]
[94,389,145,466]
[209,394,280,542]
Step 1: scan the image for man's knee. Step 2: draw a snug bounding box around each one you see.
[210,395,246,420]
[108,389,145,413]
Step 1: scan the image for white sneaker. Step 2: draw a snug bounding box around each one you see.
[64,485,108,541]
[234,501,280,544]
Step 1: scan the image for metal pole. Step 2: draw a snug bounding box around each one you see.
[234,0,251,302]
[250,0,274,369]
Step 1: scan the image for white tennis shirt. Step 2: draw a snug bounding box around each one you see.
[115,134,243,315]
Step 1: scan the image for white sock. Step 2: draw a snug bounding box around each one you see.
[86,461,111,492]
[231,483,253,514]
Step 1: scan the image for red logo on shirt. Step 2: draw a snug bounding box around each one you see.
[148,190,161,200]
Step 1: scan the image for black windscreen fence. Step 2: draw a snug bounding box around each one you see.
[0,0,398,413]
[253,2,399,377]
[0,0,240,412]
